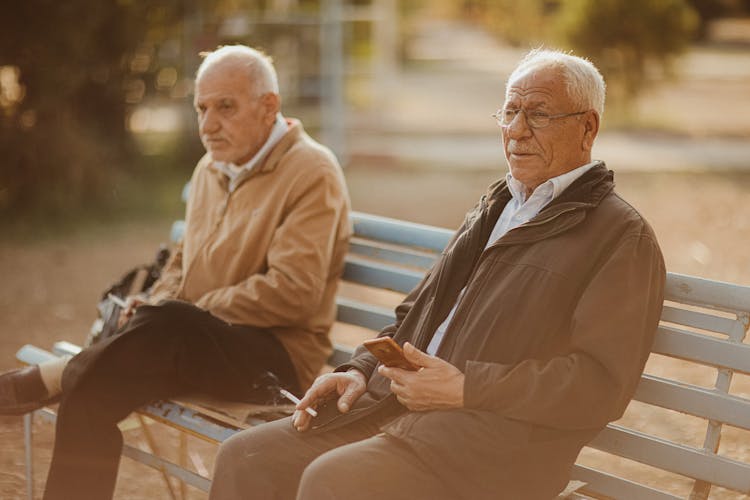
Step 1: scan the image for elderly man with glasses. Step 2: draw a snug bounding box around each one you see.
[209,48,666,500]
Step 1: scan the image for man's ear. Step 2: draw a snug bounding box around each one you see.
[582,110,600,153]
[261,92,281,125]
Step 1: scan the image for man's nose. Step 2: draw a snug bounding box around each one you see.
[200,109,220,134]
[503,111,532,140]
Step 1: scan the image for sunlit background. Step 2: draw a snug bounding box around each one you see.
[1,1,750,498]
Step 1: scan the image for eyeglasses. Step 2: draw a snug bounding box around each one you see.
[492,108,587,129]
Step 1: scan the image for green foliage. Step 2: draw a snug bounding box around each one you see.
[0,0,186,218]
[555,0,699,118]
[465,0,551,46]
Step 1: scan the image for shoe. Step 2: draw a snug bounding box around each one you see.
[0,365,61,415]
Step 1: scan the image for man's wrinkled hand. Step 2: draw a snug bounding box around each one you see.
[378,342,464,411]
[291,369,367,432]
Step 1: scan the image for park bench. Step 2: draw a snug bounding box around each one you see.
[15,211,750,499]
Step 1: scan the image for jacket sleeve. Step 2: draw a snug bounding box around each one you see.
[463,231,665,430]
[193,167,349,328]
[147,241,184,303]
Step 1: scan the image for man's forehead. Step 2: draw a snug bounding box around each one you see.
[505,67,566,103]
[195,73,254,102]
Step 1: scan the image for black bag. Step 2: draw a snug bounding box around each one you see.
[86,245,171,346]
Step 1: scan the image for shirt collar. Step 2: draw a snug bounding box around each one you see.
[506,160,599,206]
[213,113,289,177]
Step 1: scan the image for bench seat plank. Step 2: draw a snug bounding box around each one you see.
[571,464,680,500]
[351,212,452,252]
[660,304,743,337]
[335,297,395,332]
[633,374,750,430]
[343,256,424,294]
[652,326,750,374]
[349,239,437,269]
[589,424,750,494]
[665,273,750,314]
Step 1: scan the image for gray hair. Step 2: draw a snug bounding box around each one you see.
[196,45,279,96]
[506,48,605,116]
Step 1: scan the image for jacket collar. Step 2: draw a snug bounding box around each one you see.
[481,162,614,246]
[209,119,304,191]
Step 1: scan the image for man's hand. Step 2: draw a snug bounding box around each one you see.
[117,295,147,328]
[291,369,367,432]
[378,342,464,411]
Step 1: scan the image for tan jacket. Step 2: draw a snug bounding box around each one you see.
[150,119,351,390]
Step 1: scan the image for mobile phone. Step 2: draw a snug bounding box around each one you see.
[362,337,419,371]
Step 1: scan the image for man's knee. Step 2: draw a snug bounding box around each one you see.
[298,453,341,498]
[211,419,305,497]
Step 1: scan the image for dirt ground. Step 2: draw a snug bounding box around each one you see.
[1,167,750,499]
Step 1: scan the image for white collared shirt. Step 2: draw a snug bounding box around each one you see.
[425,161,600,356]
[212,113,289,192]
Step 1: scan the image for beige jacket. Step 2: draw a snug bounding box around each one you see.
[150,119,351,390]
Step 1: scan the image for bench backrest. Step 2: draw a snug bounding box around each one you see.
[339,212,750,500]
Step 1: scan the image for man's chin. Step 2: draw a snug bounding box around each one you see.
[508,157,542,173]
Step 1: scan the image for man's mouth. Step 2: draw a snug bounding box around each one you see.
[204,136,227,145]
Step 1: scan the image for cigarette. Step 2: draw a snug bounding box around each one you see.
[279,389,318,417]
[107,293,129,309]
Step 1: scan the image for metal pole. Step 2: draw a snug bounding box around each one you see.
[319,0,346,164]
[24,412,34,500]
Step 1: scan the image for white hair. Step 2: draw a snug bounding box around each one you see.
[506,48,606,116]
[196,45,279,95]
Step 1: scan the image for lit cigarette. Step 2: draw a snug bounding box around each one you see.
[279,389,318,417]
[107,293,129,309]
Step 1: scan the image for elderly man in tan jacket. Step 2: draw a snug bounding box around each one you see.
[0,45,350,500]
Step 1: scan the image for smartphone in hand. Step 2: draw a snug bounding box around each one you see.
[363,337,420,371]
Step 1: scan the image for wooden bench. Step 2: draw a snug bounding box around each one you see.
[16,211,750,499]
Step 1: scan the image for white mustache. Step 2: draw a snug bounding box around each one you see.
[507,141,538,155]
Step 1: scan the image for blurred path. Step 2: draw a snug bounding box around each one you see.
[347,19,750,172]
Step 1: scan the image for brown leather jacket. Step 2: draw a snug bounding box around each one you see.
[150,119,351,390]
[337,164,665,498]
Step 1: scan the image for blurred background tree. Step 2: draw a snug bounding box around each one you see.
[0,0,395,229]
[460,0,701,122]
[0,1,187,222]
[555,0,699,122]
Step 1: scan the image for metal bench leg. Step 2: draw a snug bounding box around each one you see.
[179,432,187,500]
[136,414,180,500]
[24,412,34,500]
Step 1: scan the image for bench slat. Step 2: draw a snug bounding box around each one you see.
[343,256,423,294]
[349,239,437,269]
[660,305,741,337]
[140,401,241,443]
[589,424,750,493]
[123,444,211,492]
[15,345,58,366]
[571,464,680,500]
[652,326,750,374]
[665,273,750,314]
[351,211,452,253]
[633,374,750,430]
[336,297,395,332]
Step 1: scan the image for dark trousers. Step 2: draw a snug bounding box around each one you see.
[209,416,459,500]
[43,300,299,500]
